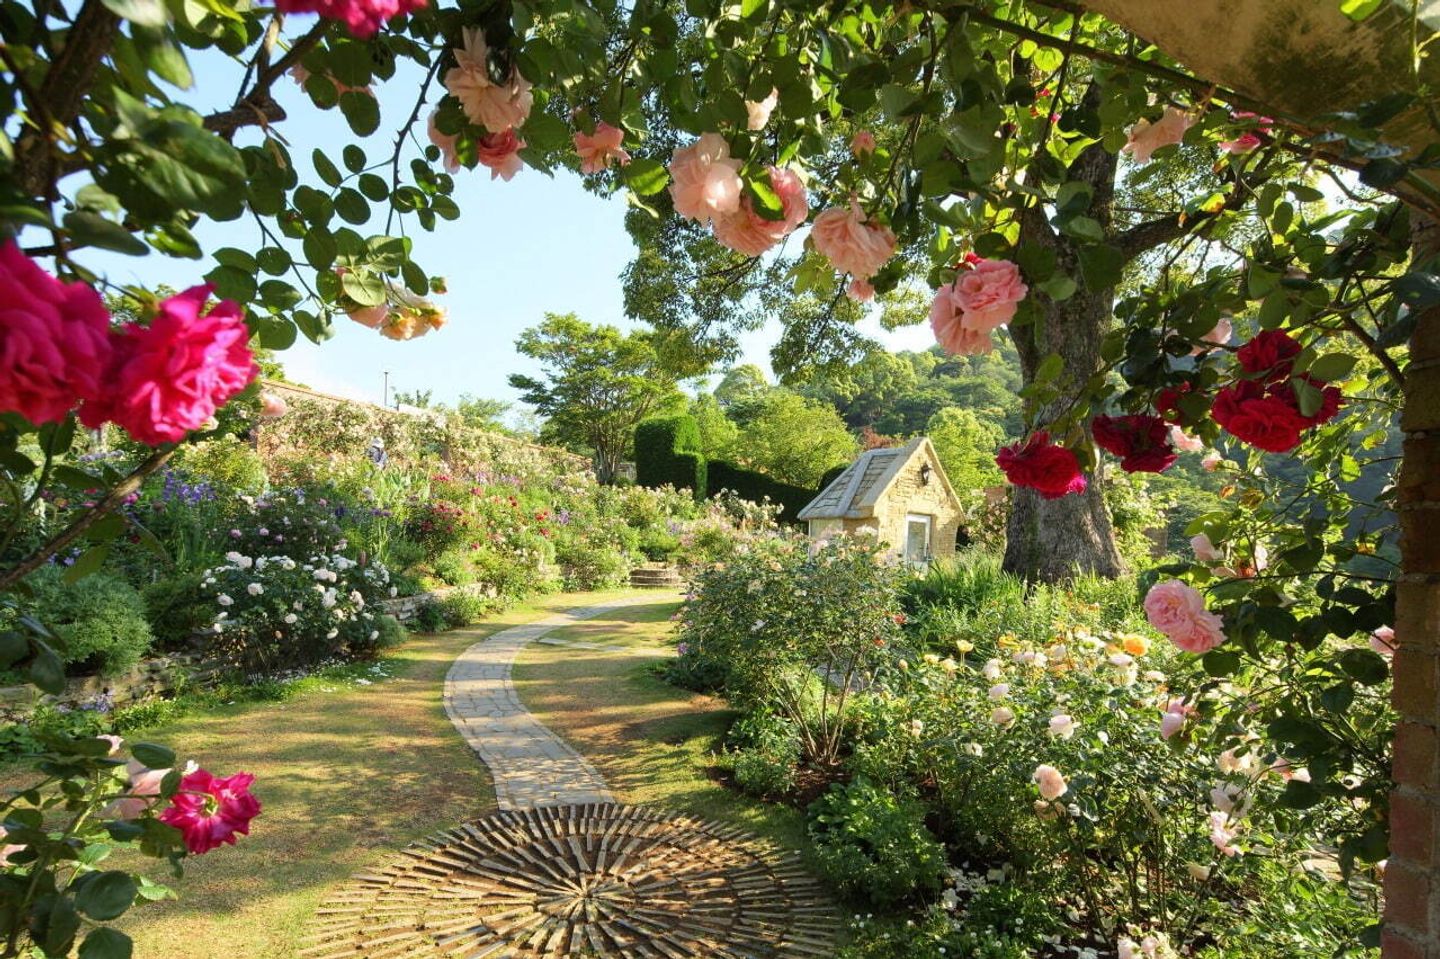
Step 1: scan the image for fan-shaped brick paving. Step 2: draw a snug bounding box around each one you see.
[302,803,837,958]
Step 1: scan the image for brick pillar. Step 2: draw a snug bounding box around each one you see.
[1386,219,1440,957]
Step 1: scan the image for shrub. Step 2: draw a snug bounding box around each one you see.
[200,551,393,674]
[704,461,814,524]
[440,590,492,628]
[635,415,704,492]
[431,549,478,587]
[554,541,630,591]
[637,526,680,562]
[808,778,947,907]
[170,436,267,494]
[727,710,800,798]
[226,492,347,561]
[27,568,154,676]
[141,571,214,650]
[373,614,406,650]
[411,599,447,633]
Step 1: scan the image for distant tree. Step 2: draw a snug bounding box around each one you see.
[509,313,684,483]
[731,390,858,488]
[714,365,771,411]
[926,408,1005,494]
[393,389,433,409]
[690,393,740,461]
[453,394,511,433]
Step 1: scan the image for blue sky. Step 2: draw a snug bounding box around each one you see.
[76,39,934,423]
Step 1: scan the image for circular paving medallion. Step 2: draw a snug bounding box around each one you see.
[301,803,837,958]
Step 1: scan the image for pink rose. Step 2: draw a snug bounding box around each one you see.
[347,303,388,329]
[1201,451,1223,472]
[1192,315,1232,355]
[711,165,809,257]
[1169,425,1204,452]
[1123,107,1193,164]
[443,28,532,132]
[931,284,996,356]
[259,391,288,419]
[810,200,896,280]
[1144,579,1226,654]
[0,242,113,426]
[847,277,875,302]
[1160,707,1186,740]
[79,285,258,446]
[427,110,461,173]
[1371,625,1395,656]
[476,128,524,181]
[1190,533,1222,563]
[745,88,778,131]
[1033,763,1068,801]
[950,258,1028,332]
[573,121,630,174]
[275,0,426,38]
[668,133,743,224]
[159,768,261,855]
[1220,132,1262,155]
[850,130,877,156]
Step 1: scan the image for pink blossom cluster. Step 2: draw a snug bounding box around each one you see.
[275,0,426,39]
[668,133,810,258]
[1143,579,1226,654]
[811,199,897,297]
[434,27,532,179]
[0,245,257,445]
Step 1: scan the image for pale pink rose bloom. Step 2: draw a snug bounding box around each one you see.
[668,133,743,224]
[259,391,288,419]
[1220,132,1262,154]
[1118,939,1141,959]
[1169,425,1204,452]
[347,304,388,329]
[1190,533,1222,563]
[1208,810,1242,856]
[1047,714,1077,739]
[987,683,1009,700]
[951,258,1028,332]
[1201,451,1223,472]
[745,88,778,130]
[573,121,630,174]
[930,281,997,356]
[1210,783,1245,815]
[107,761,169,820]
[711,165,809,256]
[1033,798,1062,820]
[990,706,1015,726]
[1033,763,1068,801]
[427,110,461,173]
[810,200,897,279]
[1144,579,1226,653]
[1160,709,1186,740]
[1123,106,1193,164]
[1371,625,1396,656]
[1192,314,1233,354]
[476,129,524,181]
[444,28,532,132]
[1187,862,1212,881]
[847,277,876,302]
[850,130,877,156]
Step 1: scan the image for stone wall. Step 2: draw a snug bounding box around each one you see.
[380,583,498,624]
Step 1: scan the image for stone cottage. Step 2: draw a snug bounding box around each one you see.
[797,437,963,564]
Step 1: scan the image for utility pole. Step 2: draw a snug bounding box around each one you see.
[382,371,390,409]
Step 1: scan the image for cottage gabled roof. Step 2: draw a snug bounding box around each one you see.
[798,437,953,521]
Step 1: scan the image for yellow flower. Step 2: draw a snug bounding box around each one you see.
[1122,634,1150,657]
[954,639,974,654]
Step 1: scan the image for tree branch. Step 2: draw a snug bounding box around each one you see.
[201,21,329,140]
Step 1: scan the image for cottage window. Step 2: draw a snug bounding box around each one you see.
[904,513,933,565]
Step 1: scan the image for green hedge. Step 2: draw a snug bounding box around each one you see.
[635,414,818,523]
[705,460,815,522]
[635,416,705,492]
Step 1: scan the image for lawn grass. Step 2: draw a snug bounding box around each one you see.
[84,588,630,958]
[512,594,813,855]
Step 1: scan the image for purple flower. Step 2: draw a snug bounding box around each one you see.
[676,642,690,656]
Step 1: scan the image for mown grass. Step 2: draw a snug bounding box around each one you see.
[512,596,812,855]
[74,589,629,958]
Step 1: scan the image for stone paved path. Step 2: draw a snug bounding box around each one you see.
[442,594,659,810]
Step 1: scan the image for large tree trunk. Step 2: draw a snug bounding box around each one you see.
[1003,139,1125,583]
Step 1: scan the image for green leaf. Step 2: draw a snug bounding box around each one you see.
[101,0,166,26]
[341,270,385,307]
[1339,0,1385,20]
[302,229,337,270]
[204,264,257,304]
[1077,244,1123,291]
[1308,353,1357,381]
[0,632,27,669]
[79,927,133,959]
[75,873,138,921]
[256,247,291,276]
[29,642,64,693]
[1338,648,1389,685]
[342,144,366,173]
[63,212,148,256]
[1037,275,1076,301]
[1201,648,1241,677]
[129,742,176,769]
[334,188,370,225]
[357,173,389,202]
[1059,216,1105,242]
[312,149,343,187]
[63,545,111,584]
[624,158,668,196]
[1278,779,1323,809]
[338,92,380,136]
[1360,157,1408,188]
[1034,353,1063,384]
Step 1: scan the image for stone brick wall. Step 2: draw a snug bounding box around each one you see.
[380,583,498,624]
[871,449,963,560]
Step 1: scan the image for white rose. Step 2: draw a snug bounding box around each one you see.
[247,583,264,596]
[217,594,233,606]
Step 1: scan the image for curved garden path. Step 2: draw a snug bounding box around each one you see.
[441,593,655,809]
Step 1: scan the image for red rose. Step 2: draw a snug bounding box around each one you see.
[1277,374,1344,427]
[1210,380,1306,452]
[1236,330,1302,383]
[996,432,1088,499]
[1092,414,1178,474]
[1154,383,1194,422]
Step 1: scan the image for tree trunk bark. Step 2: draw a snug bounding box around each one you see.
[1003,141,1125,584]
[1383,215,1440,959]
